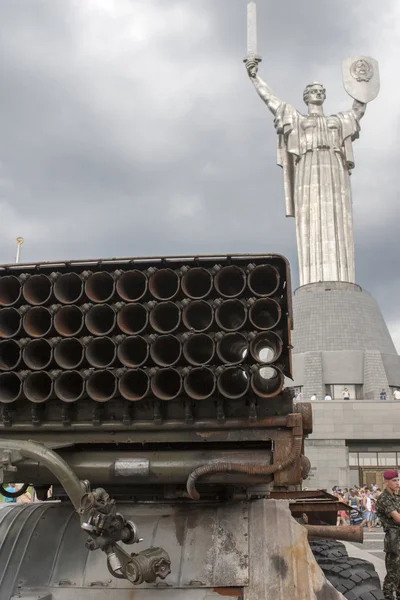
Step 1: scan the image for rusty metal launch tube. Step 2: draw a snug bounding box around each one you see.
[182,300,213,332]
[184,367,216,400]
[85,304,116,336]
[54,337,85,369]
[216,332,249,365]
[0,307,22,339]
[23,371,54,403]
[53,305,84,337]
[181,267,213,299]
[150,334,181,367]
[306,525,363,544]
[151,367,182,400]
[183,333,215,366]
[55,370,86,403]
[23,339,53,370]
[0,339,22,370]
[0,275,22,307]
[214,265,246,298]
[117,303,149,335]
[23,307,52,338]
[214,299,247,332]
[22,274,53,306]
[86,369,117,402]
[118,368,150,401]
[117,335,149,368]
[251,365,284,398]
[0,372,23,403]
[247,263,280,297]
[149,268,180,301]
[54,272,84,304]
[248,298,281,330]
[217,366,250,399]
[116,270,147,302]
[85,336,116,368]
[85,271,115,303]
[249,331,283,363]
[149,302,180,334]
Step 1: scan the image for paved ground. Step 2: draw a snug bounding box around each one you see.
[345,527,386,583]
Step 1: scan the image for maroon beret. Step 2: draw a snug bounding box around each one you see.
[383,470,398,480]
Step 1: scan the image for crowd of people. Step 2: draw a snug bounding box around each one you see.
[331,484,382,531]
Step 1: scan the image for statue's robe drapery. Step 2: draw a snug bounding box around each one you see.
[274,103,360,286]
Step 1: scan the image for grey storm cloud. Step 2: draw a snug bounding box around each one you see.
[0,0,399,348]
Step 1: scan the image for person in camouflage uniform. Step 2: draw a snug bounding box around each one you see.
[376,470,400,599]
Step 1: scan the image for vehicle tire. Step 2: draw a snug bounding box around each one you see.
[316,557,377,575]
[317,558,383,599]
[310,539,348,559]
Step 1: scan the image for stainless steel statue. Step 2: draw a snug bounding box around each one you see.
[245,1,380,286]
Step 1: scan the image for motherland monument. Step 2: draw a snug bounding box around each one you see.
[244,1,400,403]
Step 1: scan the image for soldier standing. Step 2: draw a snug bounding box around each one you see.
[376,470,400,599]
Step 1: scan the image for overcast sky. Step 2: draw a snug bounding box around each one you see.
[0,0,399,350]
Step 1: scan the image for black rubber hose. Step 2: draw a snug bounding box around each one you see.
[0,483,30,499]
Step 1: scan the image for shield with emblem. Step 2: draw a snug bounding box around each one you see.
[342,56,380,103]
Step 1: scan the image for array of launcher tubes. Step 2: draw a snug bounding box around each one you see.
[0,257,290,406]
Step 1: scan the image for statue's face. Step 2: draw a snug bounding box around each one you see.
[307,85,326,105]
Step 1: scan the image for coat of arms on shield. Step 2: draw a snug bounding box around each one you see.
[342,56,380,103]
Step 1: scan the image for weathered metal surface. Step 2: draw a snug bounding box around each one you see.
[245,499,346,599]
[0,502,249,599]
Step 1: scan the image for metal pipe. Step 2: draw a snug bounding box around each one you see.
[181,267,213,299]
[214,299,247,332]
[118,303,149,335]
[306,525,363,544]
[53,305,84,337]
[217,366,250,399]
[247,263,280,297]
[248,298,281,330]
[182,333,214,366]
[118,368,150,401]
[23,339,53,370]
[23,306,52,338]
[149,302,180,334]
[86,369,117,402]
[151,367,182,400]
[0,275,22,307]
[22,274,52,306]
[117,335,149,367]
[0,372,23,403]
[150,334,181,367]
[85,271,115,303]
[251,365,284,398]
[249,331,283,363]
[85,304,116,336]
[12,449,274,486]
[148,268,180,301]
[55,370,86,403]
[0,307,22,339]
[0,339,22,370]
[214,265,246,298]
[54,337,85,369]
[216,332,248,365]
[23,371,54,403]
[0,438,86,511]
[116,270,147,302]
[86,336,116,368]
[54,272,84,304]
[184,367,216,400]
[182,300,213,332]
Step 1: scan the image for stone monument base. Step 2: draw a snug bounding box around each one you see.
[291,282,400,401]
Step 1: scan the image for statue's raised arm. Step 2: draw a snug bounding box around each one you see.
[245,59,282,116]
